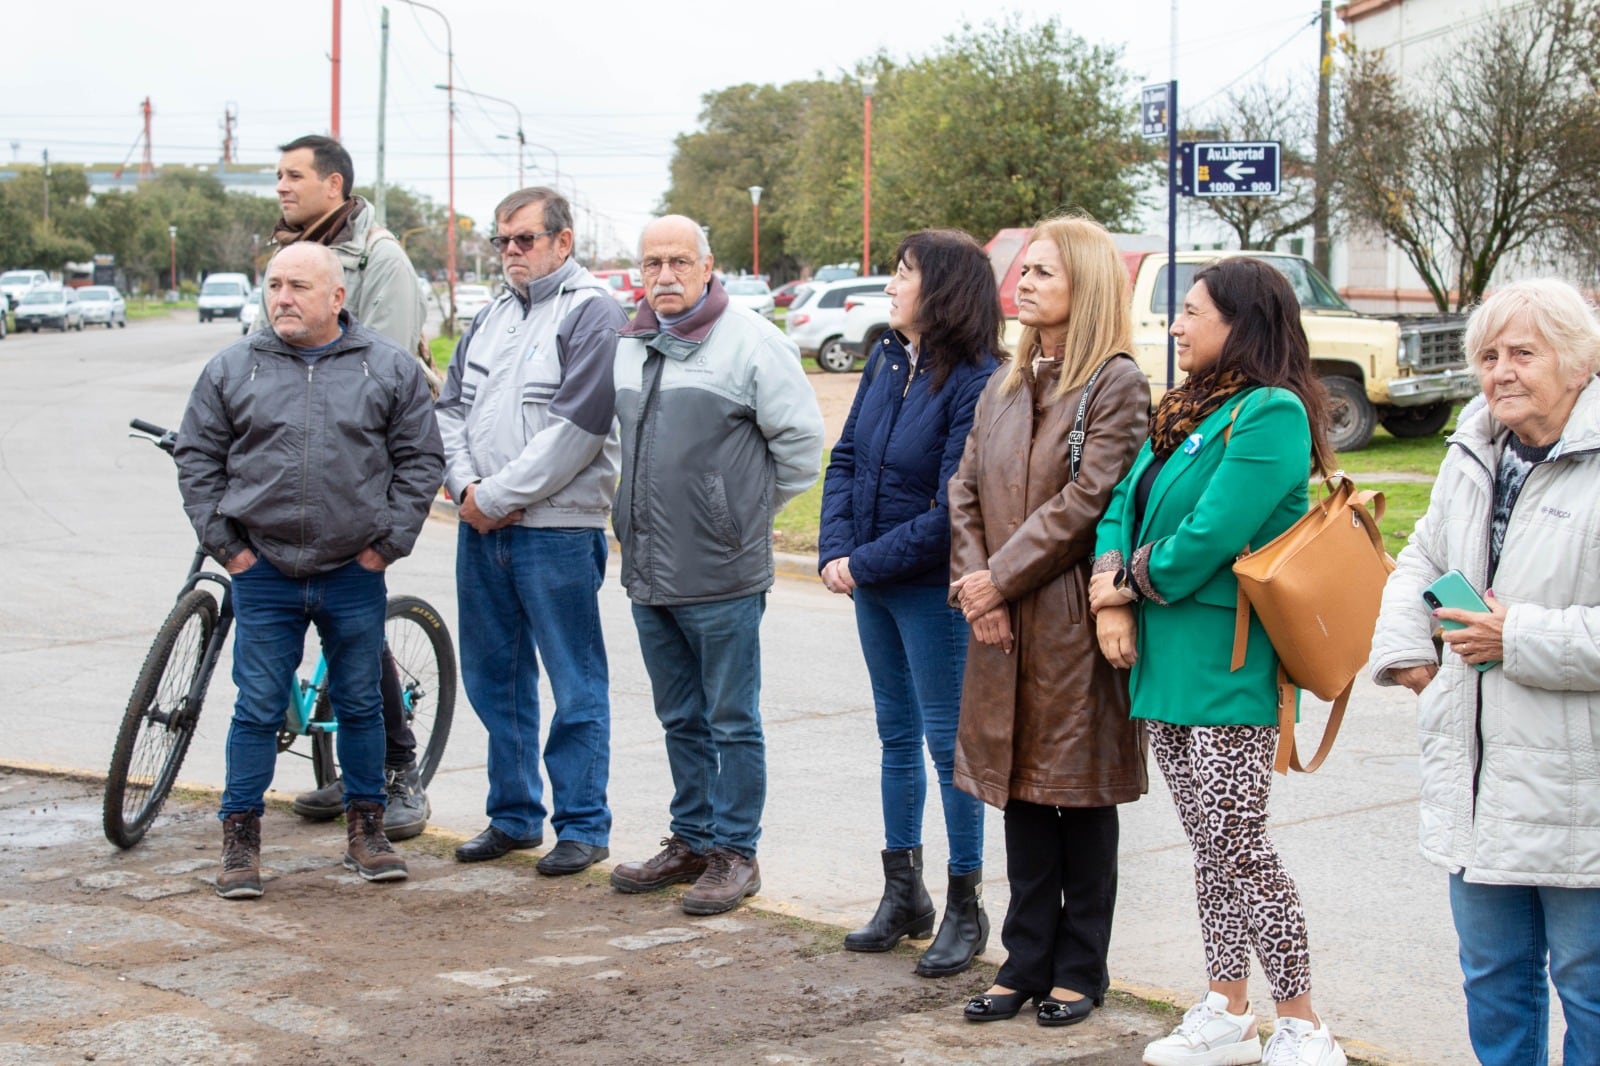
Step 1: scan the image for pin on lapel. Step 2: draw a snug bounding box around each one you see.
[1183,432,1205,455]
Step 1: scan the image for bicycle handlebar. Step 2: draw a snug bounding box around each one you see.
[130,418,178,455]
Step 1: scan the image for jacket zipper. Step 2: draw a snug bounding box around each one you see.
[299,362,315,561]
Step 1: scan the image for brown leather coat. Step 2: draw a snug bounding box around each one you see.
[949,355,1150,809]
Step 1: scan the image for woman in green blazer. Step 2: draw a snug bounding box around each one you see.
[1089,258,1347,1066]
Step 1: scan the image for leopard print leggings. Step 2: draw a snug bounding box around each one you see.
[1149,721,1312,1003]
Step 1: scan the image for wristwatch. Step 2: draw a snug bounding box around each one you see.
[1113,566,1141,601]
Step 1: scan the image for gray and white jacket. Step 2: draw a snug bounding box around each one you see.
[176,312,444,577]
[614,277,824,606]
[1369,379,1600,888]
[436,258,625,527]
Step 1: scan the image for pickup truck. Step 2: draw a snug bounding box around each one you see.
[842,236,1473,452]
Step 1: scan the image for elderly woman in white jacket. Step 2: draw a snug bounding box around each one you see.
[1369,278,1600,1066]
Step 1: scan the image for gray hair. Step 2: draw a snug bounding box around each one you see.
[494,186,573,234]
[638,214,711,260]
[1463,278,1600,378]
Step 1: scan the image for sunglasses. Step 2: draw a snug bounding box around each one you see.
[489,230,557,252]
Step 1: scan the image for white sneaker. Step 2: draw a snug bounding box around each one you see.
[1261,1016,1347,1066]
[1143,991,1263,1066]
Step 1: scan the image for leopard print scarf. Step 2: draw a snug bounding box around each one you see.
[1148,365,1252,459]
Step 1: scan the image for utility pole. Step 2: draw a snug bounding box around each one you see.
[41,149,50,228]
[375,6,390,226]
[1313,0,1333,276]
[330,0,342,138]
[139,98,154,181]
[221,104,237,165]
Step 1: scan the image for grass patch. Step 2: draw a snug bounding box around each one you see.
[126,298,197,320]
[1333,403,1461,476]
[429,333,457,369]
[1361,480,1432,555]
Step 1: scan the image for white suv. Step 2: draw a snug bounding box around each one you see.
[197,273,252,323]
[784,276,890,372]
[0,269,50,310]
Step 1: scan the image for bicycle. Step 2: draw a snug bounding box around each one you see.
[103,418,457,849]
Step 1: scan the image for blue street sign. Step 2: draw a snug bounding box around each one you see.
[1181,141,1281,196]
[1141,84,1169,140]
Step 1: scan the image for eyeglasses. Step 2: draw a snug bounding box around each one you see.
[489,230,557,252]
[640,256,701,277]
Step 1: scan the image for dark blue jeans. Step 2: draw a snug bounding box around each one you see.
[631,594,766,858]
[1450,872,1600,1065]
[853,583,983,873]
[456,524,611,844]
[221,557,387,817]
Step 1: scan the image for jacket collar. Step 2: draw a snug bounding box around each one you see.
[620,276,729,355]
[503,257,590,311]
[252,308,365,358]
[1452,376,1600,463]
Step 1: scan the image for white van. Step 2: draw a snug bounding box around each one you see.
[0,269,50,310]
[197,273,252,323]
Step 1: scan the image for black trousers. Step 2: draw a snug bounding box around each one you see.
[994,800,1120,999]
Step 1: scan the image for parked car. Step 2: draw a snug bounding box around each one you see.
[724,277,775,319]
[593,268,645,305]
[14,286,84,332]
[813,264,859,283]
[0,269,50,310]
[197,273,252,323]
[784,276,891,372]
[453,283,494,326]
[771,280,809,308]
[240,299,261,335]
[76,286,127,329]
[593,271,638,314]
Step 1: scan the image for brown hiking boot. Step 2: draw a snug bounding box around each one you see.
[681,848,761,915]
[343,800,408,882]
[217,811,263,899]
[609,834,709,893]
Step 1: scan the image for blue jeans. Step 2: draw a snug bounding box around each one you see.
[1450,872,1600,1065]
[631,594,766,858]
[456,524,611,844]
[853,583,983,873]
[221,558,387,817]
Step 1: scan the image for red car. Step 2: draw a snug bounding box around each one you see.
[771,280,809,308]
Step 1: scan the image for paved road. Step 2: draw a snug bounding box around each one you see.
[0,314,1560,1064]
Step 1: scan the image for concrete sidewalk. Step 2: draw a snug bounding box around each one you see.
[0,767,1185,1066]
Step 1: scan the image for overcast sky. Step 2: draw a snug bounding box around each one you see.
[3,1,1334,255]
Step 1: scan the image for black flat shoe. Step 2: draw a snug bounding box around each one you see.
[1036,995,1096,1027]
[455,826,543,863]
[536,840,610,876]
[963,988,1038,1022]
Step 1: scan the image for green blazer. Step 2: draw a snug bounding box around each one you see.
[1094,387,1311,727]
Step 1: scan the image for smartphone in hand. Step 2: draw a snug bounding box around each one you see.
[1422,569,1497,672]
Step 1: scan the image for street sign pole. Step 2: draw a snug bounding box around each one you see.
[1166,79,1178,392]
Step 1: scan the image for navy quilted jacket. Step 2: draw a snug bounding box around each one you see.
[819,331,999,587]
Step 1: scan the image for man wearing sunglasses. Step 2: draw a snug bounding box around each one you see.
[436,187,628,873]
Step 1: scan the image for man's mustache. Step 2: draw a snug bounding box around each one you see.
[652,283,685,298]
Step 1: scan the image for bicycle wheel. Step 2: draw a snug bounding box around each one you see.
[103,588,219,848]
[310,595,456,789]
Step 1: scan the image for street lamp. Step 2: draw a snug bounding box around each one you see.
[438,84,524,188]
[748,186,763,277]
[396,0,456,328]
[168,225,177,293]
[861,77,875,275]
[251,233,260,287]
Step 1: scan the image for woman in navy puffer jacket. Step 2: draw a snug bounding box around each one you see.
[819,228,1004,978]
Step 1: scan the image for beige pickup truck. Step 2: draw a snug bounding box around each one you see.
[985,232,1474,452]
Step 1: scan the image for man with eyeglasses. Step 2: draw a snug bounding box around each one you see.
[436,187,627,873]
[609,214,823,915]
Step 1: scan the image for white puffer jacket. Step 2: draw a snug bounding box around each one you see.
[1370,381,1600,887]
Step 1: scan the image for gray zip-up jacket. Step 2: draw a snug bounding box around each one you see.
[176,312,445,577]
[614,278,824,605]
[436,258,625,527]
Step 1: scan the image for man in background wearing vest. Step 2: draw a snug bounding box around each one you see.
[270,134,439,840]
[436,187,626,874]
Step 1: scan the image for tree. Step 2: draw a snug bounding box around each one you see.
[1336,0,1600,309]
[1186,79,1319,250]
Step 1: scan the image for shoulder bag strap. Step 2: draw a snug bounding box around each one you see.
[1068,354,1123,483]
[1276,667,1350,774]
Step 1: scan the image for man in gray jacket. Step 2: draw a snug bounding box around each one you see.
[176,243,444,899]
[608,215,823,914]
[268,134,440,838]
[437,187,627,873]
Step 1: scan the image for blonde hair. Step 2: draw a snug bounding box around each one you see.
[1463,278,1600,379]
[1000,215,1132,402]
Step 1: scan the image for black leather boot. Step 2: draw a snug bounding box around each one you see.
[914,867,990,977]
[844,847,936,952]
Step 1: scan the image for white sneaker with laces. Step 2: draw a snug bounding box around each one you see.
[1143,991,1263,1066]
[1261,1016,1347,1066]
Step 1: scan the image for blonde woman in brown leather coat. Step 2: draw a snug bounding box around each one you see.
[947,215,1149,1028]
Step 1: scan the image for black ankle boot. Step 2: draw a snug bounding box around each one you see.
[914,867,990,977]
[844,847,936,952]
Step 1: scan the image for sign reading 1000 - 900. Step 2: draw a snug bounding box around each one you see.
[1182,141,1281,197]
